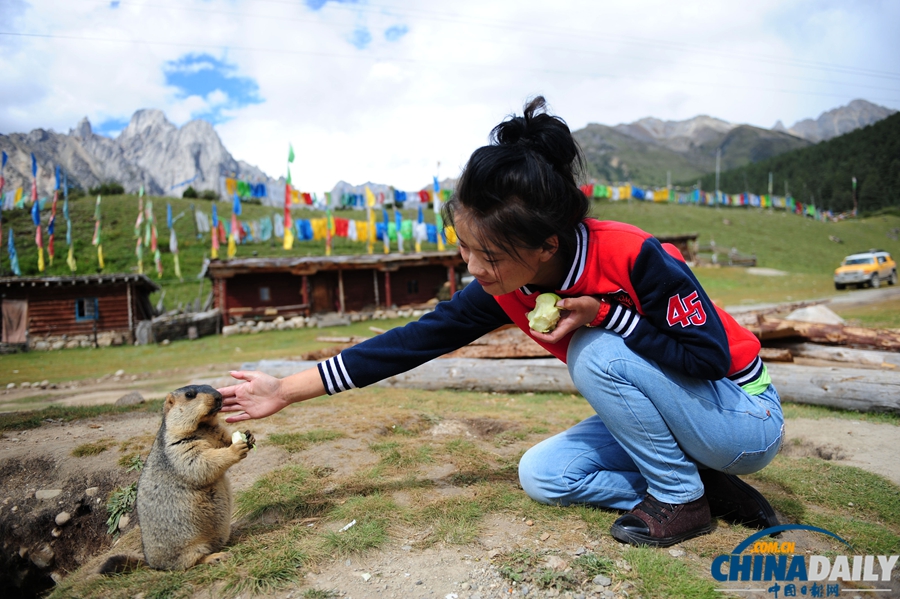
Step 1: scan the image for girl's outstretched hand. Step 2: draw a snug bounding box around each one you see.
[218,371,290,423]
[529,295,604,344]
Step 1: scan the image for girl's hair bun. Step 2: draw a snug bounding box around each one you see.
[490,96,579,175]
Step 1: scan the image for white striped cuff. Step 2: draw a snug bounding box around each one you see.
[317,354,357,395]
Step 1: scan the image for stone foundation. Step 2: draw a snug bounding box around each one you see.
[222,308,432,337]
[28,330,134,351]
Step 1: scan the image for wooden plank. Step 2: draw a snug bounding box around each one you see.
[779,342,900,368]
[766,363,900,413]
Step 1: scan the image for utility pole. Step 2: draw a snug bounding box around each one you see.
[852,176,858,216]
[715,148,721,202]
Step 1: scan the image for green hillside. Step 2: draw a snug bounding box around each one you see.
[693,113,900,213]
[573,123,810,187]
[574,124,706,186]
[3,194,899,310]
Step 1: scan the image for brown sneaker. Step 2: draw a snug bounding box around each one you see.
[700,470,779,530]
[610,494,712,547]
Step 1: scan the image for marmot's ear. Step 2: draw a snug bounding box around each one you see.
[163,393,176,415]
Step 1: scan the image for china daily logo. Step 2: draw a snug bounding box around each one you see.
[711,525,898,597]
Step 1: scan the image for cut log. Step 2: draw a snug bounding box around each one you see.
[758,348,793,362]
[779,343,900,368]
[756,317,900,351]
[766,363,900,413]
[445,326,550,359]
[240,355,900,414]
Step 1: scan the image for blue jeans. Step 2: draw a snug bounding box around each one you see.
[518,328,784,510]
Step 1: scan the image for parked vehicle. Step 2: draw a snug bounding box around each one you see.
[833,250,897,289]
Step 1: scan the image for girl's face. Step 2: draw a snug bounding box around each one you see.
[454,212,561,296]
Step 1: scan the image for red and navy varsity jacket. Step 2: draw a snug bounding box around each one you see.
[318,219,764,396]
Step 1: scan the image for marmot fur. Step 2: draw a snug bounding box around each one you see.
[100,384,253,572]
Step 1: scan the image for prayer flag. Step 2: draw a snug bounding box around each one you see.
[288,144,295,163]
[98,245,105,270]
[382,207,390,254]
[31,153,37,178]
[67,243,76,272]
[8,228,20,276]
[233,192,242,216]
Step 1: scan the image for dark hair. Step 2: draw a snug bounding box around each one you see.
[443,96,588,266]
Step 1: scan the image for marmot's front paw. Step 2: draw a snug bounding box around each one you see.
[243,430,256,450]
[230,435,250,459]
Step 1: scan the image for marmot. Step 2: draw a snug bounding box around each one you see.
[101,384,253,572]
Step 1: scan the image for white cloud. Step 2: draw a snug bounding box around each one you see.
[1,0,898,190]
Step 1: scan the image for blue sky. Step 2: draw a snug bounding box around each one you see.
[1,0,898,190]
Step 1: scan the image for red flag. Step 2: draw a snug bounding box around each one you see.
[31,179,38,204]
[284,183,292,229]
[231,212,241,242]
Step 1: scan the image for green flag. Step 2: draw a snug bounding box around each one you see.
[288,144,295,163]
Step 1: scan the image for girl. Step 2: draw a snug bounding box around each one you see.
[219,97,783,547]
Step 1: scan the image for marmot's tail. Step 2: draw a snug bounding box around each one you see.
[98,554,145,575]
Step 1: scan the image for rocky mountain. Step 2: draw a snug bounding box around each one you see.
[575,119,810,187]
[773,99,897,143]
[575,99,895,186]
[0,110,274,200]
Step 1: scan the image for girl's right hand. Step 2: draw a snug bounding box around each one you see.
[218,371,291,422]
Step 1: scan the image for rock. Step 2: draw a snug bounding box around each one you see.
[21,382,31,389]
[361,573,371,582]
[85,487,99,497]
[35,489,62,500]
[6,383,14,389]
[51,341,65,351]
[34,341,50,351]
[30,543,55,569]
[40,380,49,388]
[118,514,131,530]
[115,391,145,406]
[55,512,71,526]
[785,305,845,325]
[593,574,612,586]
[668,548,685,558]
[114,369,126,377]
[51,528,61,538]
[543,555,567,571]
[222,325,241,336]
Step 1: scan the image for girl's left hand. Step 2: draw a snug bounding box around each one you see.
[530,295,603,344]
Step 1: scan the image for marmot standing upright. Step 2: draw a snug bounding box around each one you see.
[113,384,253,571]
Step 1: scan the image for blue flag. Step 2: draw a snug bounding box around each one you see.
[31,153,37,178]
[1,151,7,170]
[417,205,424,224]
[212,203,218,227]
[55,165,60,190]
[8,228,20,276]
[31,196,40,225]
[233,192,242,216]
[167,203,173,229]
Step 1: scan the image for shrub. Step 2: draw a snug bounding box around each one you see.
[200,189,219,201]
[88,181,125,196]
[182,186,199,198]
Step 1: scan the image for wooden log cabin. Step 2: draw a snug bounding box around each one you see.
[0,274,158,349]
[207,251,465,324]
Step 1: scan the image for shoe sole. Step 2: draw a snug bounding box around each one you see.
[609,523,712,548]
[718,474,779,530]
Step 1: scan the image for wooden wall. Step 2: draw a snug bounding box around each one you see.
[220,264,452,319]
[1,283,136,337]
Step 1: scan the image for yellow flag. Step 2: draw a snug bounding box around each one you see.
[365,186,376,207]
[283,226,294,250]
[210,242,218,260]
[67,244,77,272]
[38,247,45,272]
[445,225,457,245]
[227,234,237,258]
[98,245,105,269]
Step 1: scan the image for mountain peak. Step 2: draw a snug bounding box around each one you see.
[71,116,93,139]
[119,109,176,140]
[784,99,897,142]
